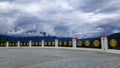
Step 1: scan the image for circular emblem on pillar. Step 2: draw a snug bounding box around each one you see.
[9,43,11,46]
[48,41,51,46]
[1,43,3,46]
[52,41,55,45]
[39,42,41,45]
[77,41,82,46]
[32,42,34,45]
[110,39,117,48]
[93,40,100,47]
[64,41,67,46]
[85,40,90,47]
[36,42,38,45]
[12,43,14,46]
[59,41,62,46]
[69,41,72,46]
[20,43,23,46]
[45,42,47,45]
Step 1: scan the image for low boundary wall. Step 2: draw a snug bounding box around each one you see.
[0,36,120,54]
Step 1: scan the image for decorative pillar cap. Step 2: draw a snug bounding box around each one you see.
[101,35,108,37]
[72,37,77,39]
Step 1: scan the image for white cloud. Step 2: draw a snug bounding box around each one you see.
[55,0,73,10]
[0,2,12,9]
[0,2,15,13]
[113,30,120,33]
[0,17,16,34]
[0,0,120,38]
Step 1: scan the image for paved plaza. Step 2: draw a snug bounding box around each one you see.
[0,48,120,68]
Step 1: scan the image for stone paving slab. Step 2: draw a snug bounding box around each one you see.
[0,48,120,68]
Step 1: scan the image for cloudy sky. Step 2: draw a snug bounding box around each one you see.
[0,0,120,38]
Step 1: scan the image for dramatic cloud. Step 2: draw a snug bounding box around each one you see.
[0,0,120,38]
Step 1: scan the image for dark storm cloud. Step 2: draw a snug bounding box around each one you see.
[0,0,120,38]
[0,0,40,3]
[96,19,120,34]
[80,0,108,12]
[54,24,70,37]
[16,16,43,26]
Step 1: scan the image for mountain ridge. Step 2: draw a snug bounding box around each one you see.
[0,32,120,42]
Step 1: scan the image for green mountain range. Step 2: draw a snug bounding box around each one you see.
[109,32,120,38]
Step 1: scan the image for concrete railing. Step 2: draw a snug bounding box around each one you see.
[1,36,120,54]
[0,36,108,51]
